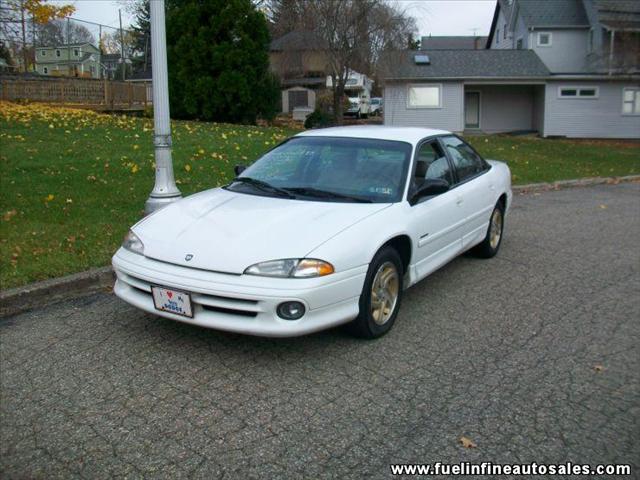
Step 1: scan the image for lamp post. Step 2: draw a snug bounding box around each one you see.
[145,0,181,215]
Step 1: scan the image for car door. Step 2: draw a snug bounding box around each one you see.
[408,138,466,281]
[439,135,495,250]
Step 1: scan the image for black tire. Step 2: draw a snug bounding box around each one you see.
[346,246,404,339]
[472,200,505,258]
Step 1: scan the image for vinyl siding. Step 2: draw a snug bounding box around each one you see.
[468,85,536,133]
[544,81,640,138]
[383,81,464,132]
[531,29,589,73]
[491,9,511,49]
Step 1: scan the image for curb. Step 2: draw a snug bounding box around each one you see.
[513,174,640,193]
[1,176,638,318]
[0,266,114,318]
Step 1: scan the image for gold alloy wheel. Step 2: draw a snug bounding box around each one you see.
[489,208,503,249]
[370,261,399,325]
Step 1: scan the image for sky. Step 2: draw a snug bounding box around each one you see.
[52,0,498,37]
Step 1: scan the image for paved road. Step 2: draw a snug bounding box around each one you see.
[1,184,639,479]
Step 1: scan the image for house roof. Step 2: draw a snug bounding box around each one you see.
[518,0,589,27]
[270,31,325,51]
[421,36,487,50]
[593,0,640,30]
[384,49,550,80]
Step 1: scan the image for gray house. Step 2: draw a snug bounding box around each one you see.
[384,0,640,138]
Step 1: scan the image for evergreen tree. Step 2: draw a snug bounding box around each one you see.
[165,0,279,123]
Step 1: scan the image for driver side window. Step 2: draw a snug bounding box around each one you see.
[413,140,452,190]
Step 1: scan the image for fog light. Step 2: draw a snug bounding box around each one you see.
[277,301,305,320]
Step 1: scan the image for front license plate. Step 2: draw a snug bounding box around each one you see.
[151,286,193,318]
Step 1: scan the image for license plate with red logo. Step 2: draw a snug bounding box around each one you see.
[151,286,193,318]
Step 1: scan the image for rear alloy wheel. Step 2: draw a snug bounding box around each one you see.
[473,201,505,258]
[347,247,403,338]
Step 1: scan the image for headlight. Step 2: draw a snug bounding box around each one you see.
[244,258,334,278]
[122,230,144,255]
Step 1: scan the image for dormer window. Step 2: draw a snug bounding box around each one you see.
[537,32,552,47]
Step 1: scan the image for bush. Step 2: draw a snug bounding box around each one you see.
[304,109,334,129]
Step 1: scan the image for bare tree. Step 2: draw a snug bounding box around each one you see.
[277,0,415,119]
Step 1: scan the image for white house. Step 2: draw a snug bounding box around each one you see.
[384,0,640,138]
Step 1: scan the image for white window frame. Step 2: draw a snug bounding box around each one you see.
[558,86,599,99]
[40,50,46,57]
[537,32,552,47]
[407,84,442,109]
[622,87,640,115]
[74,48,80,57]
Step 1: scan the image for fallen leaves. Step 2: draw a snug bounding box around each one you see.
[593,364,606,373]
[459,436,477,448]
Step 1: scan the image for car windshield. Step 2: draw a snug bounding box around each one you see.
[226,136,412,203]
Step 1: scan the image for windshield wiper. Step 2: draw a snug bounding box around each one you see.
[229,177,295,199]
[284,187,372,203]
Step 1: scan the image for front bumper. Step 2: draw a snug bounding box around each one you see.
[112,248,367,337]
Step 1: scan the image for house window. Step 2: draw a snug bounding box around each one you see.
[496,29,500,44]
[503,26,507,39]
[40,50,46,57]
[55,49,61,57]
[622,87,640,115]
[558,86,599,99]
[74,49,79,57]
[516,38,523,49]
[408,84,442,108]
[537,32,552,47]
[43,67,48,74]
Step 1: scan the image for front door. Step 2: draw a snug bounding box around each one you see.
[409,140,465,282]
[464,92,480,129]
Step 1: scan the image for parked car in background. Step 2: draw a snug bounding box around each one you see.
[370,97,383,116]
[113,126,512,338]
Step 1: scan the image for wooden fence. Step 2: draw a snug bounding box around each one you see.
[0,76,151,111]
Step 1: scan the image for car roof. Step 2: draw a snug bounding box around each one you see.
[295,126,450,145]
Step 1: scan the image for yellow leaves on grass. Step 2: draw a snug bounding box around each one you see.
[184,164,192,172]
[3,209,17,221]
[44,194,55,202]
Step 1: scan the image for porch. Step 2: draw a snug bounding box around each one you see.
[463,83,545,136]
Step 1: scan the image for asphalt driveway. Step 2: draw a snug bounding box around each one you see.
[1,183,639,479]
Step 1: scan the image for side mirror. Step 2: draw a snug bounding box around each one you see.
[410,178,449,205]
[234,165,246,176]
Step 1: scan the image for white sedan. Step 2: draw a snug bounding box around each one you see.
[112,126,511,338]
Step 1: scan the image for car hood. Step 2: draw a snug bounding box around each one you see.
[134,188,390,274]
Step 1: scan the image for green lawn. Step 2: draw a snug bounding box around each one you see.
[1,101,639,289]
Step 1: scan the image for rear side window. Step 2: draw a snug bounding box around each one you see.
[441,136,486,183]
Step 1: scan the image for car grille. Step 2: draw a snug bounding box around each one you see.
[120,272,260,318]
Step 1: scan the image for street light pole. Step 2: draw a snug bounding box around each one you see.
[145,0,181,215]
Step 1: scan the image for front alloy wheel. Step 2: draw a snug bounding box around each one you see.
[473,200,505,258]
[348,246,403,338]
